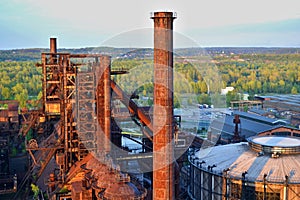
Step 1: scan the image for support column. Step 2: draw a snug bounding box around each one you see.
[151,11,176,200]
[97,56,111,153]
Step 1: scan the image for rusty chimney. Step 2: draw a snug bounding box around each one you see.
[50,38,57,64]
[50,38,57,54]
[151,11,176,200]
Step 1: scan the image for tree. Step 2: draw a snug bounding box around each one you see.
[174,95,181,108]
[15,89,28,108]
[1,87,10,99]
[291,86,298,94]
[197,94,211,105]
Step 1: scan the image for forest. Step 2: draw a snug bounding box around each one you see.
[0,50,300,108]
[0,61,42,108]
[113,53,300,107]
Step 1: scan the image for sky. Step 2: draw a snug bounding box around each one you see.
[0,0,300,49]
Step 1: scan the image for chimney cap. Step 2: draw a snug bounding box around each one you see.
[150,11,177,19]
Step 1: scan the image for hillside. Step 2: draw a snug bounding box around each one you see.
[1,47,300,62]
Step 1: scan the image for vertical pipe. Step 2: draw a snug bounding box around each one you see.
[223,169,230,200]
[97,56,111,153]
[151,11,176,200]
[62,55,69,182]
[50,38,57,54]
[42,54,47,113]
[263,174,267,200]
[103,56,111,153]
[50,38,57,64]
[284,175,289,200]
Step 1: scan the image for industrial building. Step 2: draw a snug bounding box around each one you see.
[255,95,300,127]
[188,132,300,200]
[0,101,19,195]
[2,10,300,200]
[208,111,288,144]
[0,11,201,200]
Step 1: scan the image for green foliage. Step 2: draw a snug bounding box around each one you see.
[174,95,181,108]
[226,91,240,106]
[59,186,69,193]
[215,54,300,95]
[147,98,153,105]
[197,94,211,105]
[31,183,40,199]
[1,51,299,108]
[11,147,17,157]
[291,86,298,94]
[0,61,42,106]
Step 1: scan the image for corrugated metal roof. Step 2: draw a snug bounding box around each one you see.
[257,95,300,112]
[193,142,300,184]
[233,111,286,124]
[210,114,276,139]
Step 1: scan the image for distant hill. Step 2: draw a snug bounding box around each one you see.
[1,47,299,61]
[0,47,137,62]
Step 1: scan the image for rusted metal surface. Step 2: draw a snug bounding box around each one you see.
[82,154,147,200]
[50,38,57,54]
[19,110,42,136]
[11,11,213,199]
[19,30,195,199]
[25,38,103,190]
[110,80,153,141]
[0,101,19,131]
[76,68,98,159]
[233,114,241,142]
[97,55,111,153]
[151,11,176,200]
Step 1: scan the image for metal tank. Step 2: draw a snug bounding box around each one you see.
[188,135,300,200]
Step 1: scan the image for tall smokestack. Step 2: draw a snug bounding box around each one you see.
[151,11,176,200]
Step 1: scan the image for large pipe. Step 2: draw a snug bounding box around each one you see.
[50,38,57,54]
[50,38,57,64]
[110,80,153,138]
[97,56,111,153]
[151,11,176,200]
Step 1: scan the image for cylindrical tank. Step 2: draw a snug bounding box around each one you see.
[188,136,300,200]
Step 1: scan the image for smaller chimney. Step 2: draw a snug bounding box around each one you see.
[50,38,57,54]
[50,38,57,64]
[233,114,241,142]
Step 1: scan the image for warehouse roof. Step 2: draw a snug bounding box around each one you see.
[209,111,288,140]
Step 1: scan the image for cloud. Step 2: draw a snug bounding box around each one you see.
[188,18,300,47]
[0,0,300,48]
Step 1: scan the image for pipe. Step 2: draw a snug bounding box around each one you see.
[110,80,153,140]
[98,55,111,153]
[50,38,57,64]
[50,38,57,54]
